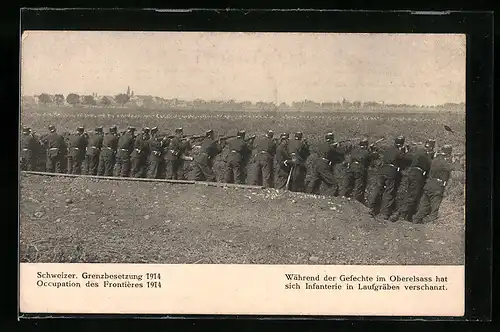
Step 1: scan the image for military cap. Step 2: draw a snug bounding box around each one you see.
[48,125,56,131]
[175,127,183,133]
[143,127,150,132]
[206,129,214,136]
[325,132,334,140]
[22,127,31,133]
[128,126,136,131]
[151,127,158,132]
[94,127,101,132]
[294,132,303,140]
[394,135,405,146]
[425,139,436,149]
[440,144,453,155]
[77,126,84,131]
[97,126,103,131]
[280,132,289,139]
[237,130,246,137]
[359,138,369,146]
[267,130,274,138]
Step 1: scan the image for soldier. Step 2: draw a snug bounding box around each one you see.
[189,129,223,182]
[223,130,251,184]
[84,127,104,175]
[98,126,119,176]
[67,126,88,174]
[390,139,435,222]
[147,131,169,179]
[41,125,66,173]
[115,126,136,177]
[286,132,311,192]
[250,130,277,188]
[165,128,192,180]
[20,127,37,171]
[342,139,378,204]
[367,136,409,220]
[306,133,342,195]
[274,133,292,190]
[130,127,151,178]
[413,145,454,224]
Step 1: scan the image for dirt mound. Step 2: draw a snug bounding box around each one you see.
[19,174,464,265]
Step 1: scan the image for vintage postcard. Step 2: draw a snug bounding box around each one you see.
[19,31,466,316]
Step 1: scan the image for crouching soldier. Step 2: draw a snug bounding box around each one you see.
[98,126,119,176]
[412,145,453,224]
[306,133,341,195]
[41,125,66,173]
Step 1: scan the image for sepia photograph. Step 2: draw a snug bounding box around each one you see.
[19,31,466,267]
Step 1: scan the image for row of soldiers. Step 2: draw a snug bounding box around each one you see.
[20,125,456,224]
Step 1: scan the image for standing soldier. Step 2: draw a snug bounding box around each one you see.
[306,133,343,195]
[251,130,277,188]
[189,129,223,182]
[274,133,292,190]
[390,139,435,222]
[412,145,454,224]
[67,126,88,174]
[130,127,150,178]
[223,130,251,184]
[287,132,311,192]
[41,125,66,173]
[98,126,119,176]
[84,127,104,175]
[20,127,37,171]
[165,128,192,180]
[115,126,136,177]
[367,135,409,220]
[147,129,169,179]
[342,138,378,204]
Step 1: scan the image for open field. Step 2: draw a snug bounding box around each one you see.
[20,107,465,264]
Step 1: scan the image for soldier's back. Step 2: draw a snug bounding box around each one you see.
[103,133,119,149]
[118,134,134,150]
[428,156,451,181]
[226,137,246,152]
[409,148,432,172]
[253,136,275,154]
[46,132,65,148]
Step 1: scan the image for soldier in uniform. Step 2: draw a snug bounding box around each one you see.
[115,126,136,177]
[274,133,292,190]
[147,130,169,179]
[67,126,88,174]
[84,127,104,175]
[165,128,192,180]
[412,145,454,224]
[223,130,251,184]
[250,130,277,188]
[287,132,311,192]
[98,125,119,176]
[367,136,409,220]
[20,127,38,171]
[130,127,151,178]
[306,133,342,195]
[189,129,223,182]
[41,125,66,173]
[390,139,435,222]
[342,138,378,204]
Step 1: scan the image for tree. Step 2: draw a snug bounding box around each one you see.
[100,96,112,107]
[53,94,64,106]
[82,95,97,106]
[37,93,52,104]
[66,93,80,107]
[114,93,130,106]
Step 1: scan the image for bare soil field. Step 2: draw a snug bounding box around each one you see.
[19,174,465,265]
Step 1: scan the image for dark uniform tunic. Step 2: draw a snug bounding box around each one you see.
[98,133,119,176]
[84,133,103,175]
[413,155,452,223]
[67,133,88,175]
[342,146,377,203]
[223,137,250,184]
[306,142,342,195]
[165,136,192,180]
[286,139,310,192]
[130,134,150,178]
[250,136,277,188]
[21,133,38,171]
[368,145,409,218]
[190,138,223,182]
[41,131,66,173]
[147,136,168,179]
[115,133,135,177]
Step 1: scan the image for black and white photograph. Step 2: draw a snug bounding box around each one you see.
[19,31,466,266]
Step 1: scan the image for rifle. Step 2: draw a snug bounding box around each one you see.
[167,134,204,140]
[286,164,295,190]
[218,135,236,141]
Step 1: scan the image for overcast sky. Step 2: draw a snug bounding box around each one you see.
[21,31,466,105]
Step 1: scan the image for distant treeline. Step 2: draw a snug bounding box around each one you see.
[23,93,466,112]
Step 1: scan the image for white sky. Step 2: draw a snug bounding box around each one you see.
[21,31,466,105]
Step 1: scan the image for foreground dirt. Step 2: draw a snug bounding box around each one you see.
[19,174,464,265]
